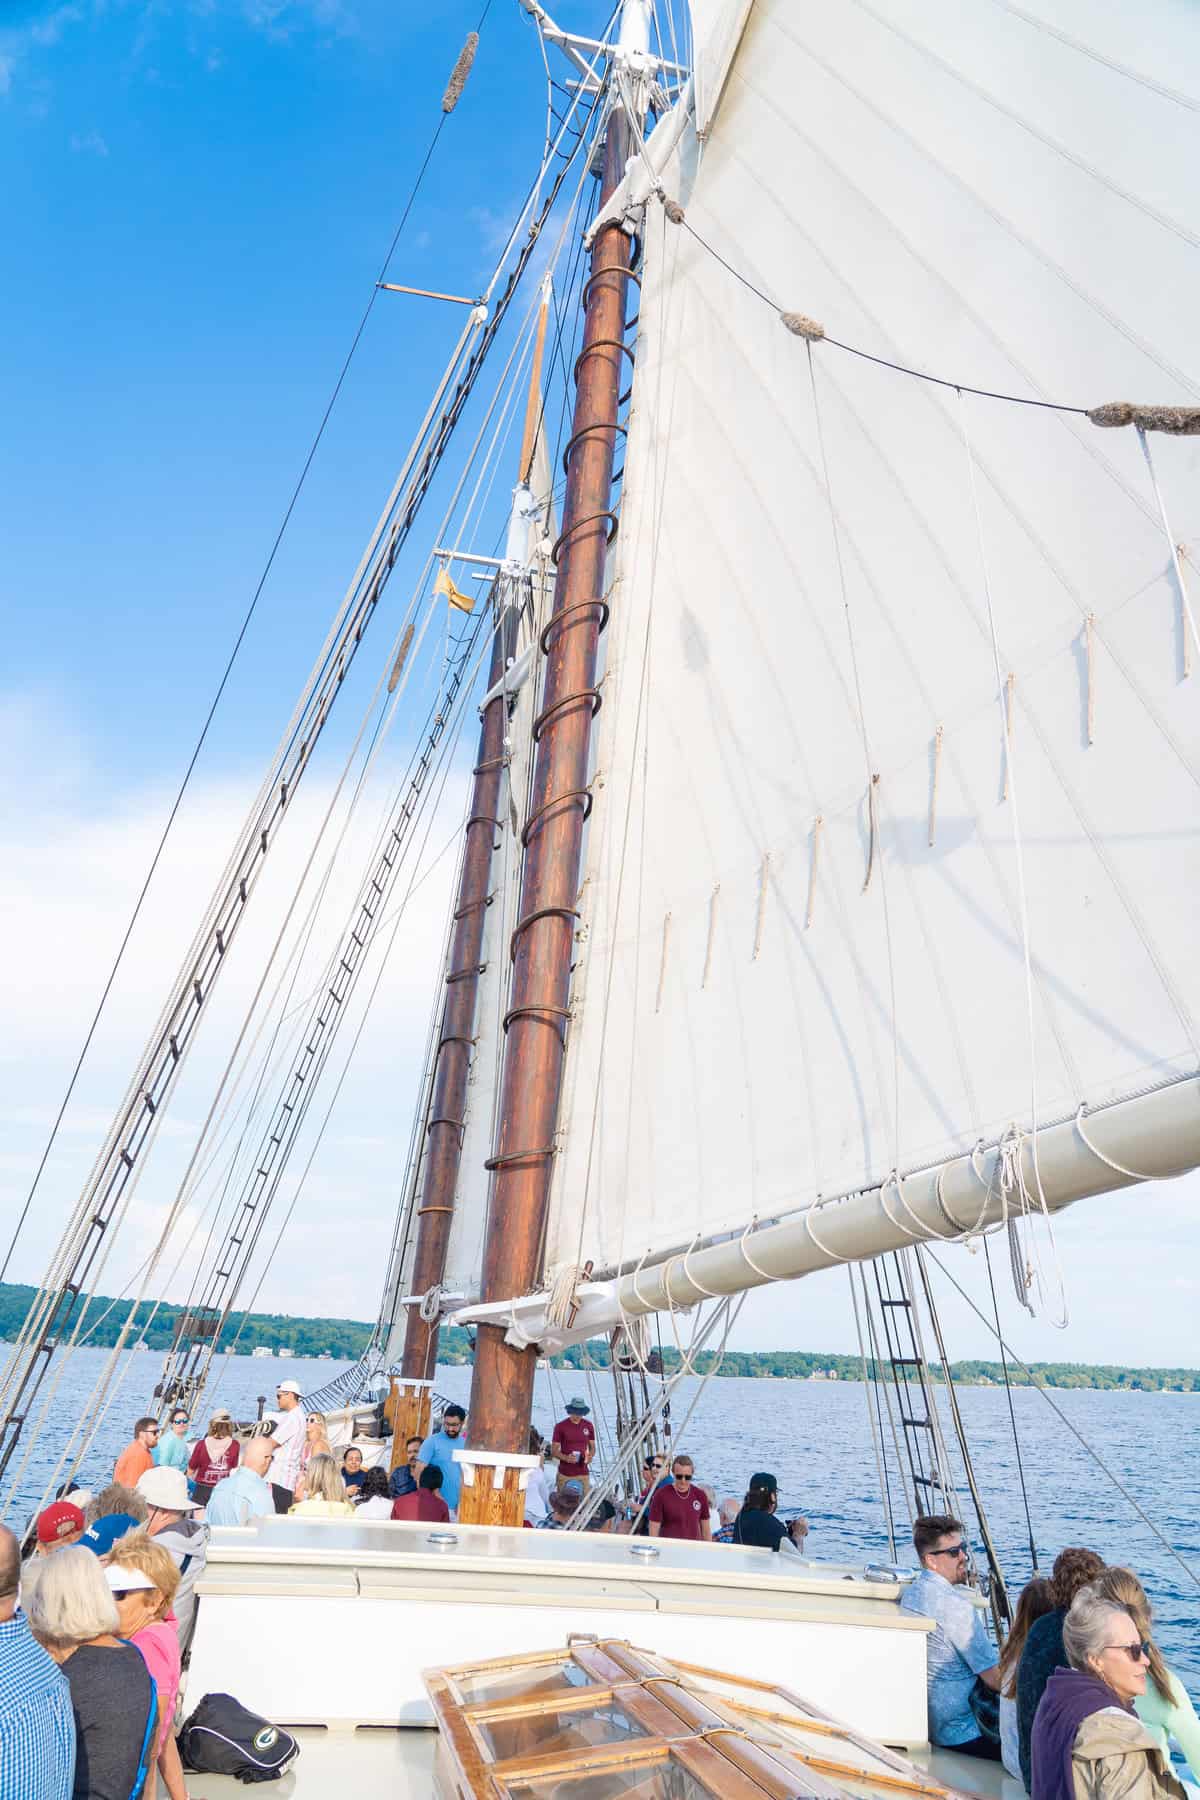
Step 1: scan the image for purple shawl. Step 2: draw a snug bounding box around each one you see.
[1031,1667,1132,1800]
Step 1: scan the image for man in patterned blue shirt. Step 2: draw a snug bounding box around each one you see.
[0,1523,75,1799]
[900,1514,1001,1760]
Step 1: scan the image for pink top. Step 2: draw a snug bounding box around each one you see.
[133,1613,181,1751]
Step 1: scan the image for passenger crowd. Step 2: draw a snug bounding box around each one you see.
[5,1391,1197,1800]
[901,1512,1200,1800]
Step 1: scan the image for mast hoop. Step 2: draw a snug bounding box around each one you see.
[520,787,593,850]
[571,336,636,389]
[472,754,507,774]
[562,418,629,476]
[435,1033,476,1055]
[581,265,642,312]
[531,686,604,743]
[426,1114,466,1139]
[501,1002,572,1038]
[509,904,582,962]
[445,963,488,985]
[483,1144,556,1171]
[539,595,611,656]
[452,893,494,921]
[549,510,620,569]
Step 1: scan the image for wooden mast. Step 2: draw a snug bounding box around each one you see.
[392,287,553,1456]
[461,111,633,1487]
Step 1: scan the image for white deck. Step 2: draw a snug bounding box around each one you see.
[186,1516,933,1748]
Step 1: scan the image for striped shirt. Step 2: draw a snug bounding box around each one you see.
[0,1611,76,1800]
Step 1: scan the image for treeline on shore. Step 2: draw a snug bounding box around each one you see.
[1,1282,1195,1390]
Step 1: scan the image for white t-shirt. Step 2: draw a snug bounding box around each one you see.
[269,1406,307,1492]
[524,1463,551,1525]
[356,1495,395,1520]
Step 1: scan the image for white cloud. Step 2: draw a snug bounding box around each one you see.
[69,128,108,155]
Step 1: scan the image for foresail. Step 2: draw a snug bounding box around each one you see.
[546,0,1200,1283]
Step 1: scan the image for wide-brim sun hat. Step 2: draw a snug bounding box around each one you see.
[275,1379,303,1396]
[136,1466,199,1511]
[564,1397,590,1414]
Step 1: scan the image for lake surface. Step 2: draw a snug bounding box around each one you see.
[6,1345,1197,1686]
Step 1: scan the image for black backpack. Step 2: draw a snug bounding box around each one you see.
[178,1693,300,1784]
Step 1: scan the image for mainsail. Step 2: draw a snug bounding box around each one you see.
[540,0,1200,1293]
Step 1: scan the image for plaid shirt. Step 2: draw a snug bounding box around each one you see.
[0,1611,76,1799]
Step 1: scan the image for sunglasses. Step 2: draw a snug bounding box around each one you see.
[1105,1641,1153,1662]
[931,1543,968,1559]
[172,1419,187,1427]
[674,1472,693,1482]
[110,1589,149,1603]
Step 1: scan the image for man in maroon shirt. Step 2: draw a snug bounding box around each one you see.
[551,1398,595,1494]
[648,1455,712,1542]
[391,1465,451,1524]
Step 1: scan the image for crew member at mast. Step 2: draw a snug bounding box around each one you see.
[268,1381,306,1515]
[551,1399,595,1494]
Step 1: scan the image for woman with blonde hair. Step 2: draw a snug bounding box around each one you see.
[288,1452,355,1518]
[1031,1586,1185,1800]
[105,1531,190,1800]
[292,1412,333,1503]
[186,1408,239,1502]
[1095,1568,1200,1784]
[998,1577,1055,1777]
[27,1544,159,1800]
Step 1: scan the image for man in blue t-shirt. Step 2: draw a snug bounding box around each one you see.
[415,1406,466,1514]
[900,1514,1000,1759]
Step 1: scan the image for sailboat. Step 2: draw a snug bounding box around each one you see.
[3,0,1198,1789]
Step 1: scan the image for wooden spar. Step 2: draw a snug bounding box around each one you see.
[519,279,553,487]
[399,591,516,1381]
[466,115,633,1455]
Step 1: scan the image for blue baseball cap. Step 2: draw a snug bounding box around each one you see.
[80,1513,140,1557]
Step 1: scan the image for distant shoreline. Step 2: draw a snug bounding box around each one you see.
[2,1281,1195,1392]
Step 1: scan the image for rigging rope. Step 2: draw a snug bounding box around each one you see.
[0,23,486,1291]
[926,1248,1200,1594]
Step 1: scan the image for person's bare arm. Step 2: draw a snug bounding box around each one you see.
[551,1438,564,1463]
[978,1664,1002,1692]
[648,1519,662,1537]
[701,1515,713,1542]
[158,1701,190,1800]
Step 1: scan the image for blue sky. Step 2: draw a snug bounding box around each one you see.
[3,0,1199,1371]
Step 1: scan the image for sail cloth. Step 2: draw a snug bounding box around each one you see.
[544,0,1200,1286]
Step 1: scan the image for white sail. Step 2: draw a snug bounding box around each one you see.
[544,0,1200,1286]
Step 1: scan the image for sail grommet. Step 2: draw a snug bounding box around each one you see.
[531,687,603,744]
[509,905,582,963]
[539,596,611,657]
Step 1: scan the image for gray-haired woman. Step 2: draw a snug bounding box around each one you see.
[1031,1585,1187,1800]
[27,1545,158,1800]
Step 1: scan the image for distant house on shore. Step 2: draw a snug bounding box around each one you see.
[252,1345,274,1358]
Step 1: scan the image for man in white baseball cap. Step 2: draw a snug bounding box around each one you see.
[268,1381,306,1515]
[134,1466,207,1658]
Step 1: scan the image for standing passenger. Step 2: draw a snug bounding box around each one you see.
[268,1381,307,1514]
[0,1523,75,1800]
[648,1457,712,1542]
[113,1417,160,1488]
[900,1514,1001,1760]
[186,1410,239,1503]
[154,1413,191,1473]
[416,1406,467,1516]
[204,1426,279,1529]
[551,1400,595,1494]
[391,1467,450,1524]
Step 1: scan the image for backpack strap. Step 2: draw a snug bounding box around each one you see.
[128,1667,159,1799]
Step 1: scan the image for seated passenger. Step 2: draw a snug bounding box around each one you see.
[900,1514,1001,1760]
[104,1533,189,1800]
[732,1484,804,1555]
[287,1453,356,1518]
[388,1437,424,1501]
[354,1467,395,1519]
[341,1447,366,1495]
[391,1466,451,1524]
[535,1485,580,1530]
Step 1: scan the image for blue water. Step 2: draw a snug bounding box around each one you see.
[8,1347,1198,1687]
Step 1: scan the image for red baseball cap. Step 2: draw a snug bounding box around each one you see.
[37,1501,85,1545]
